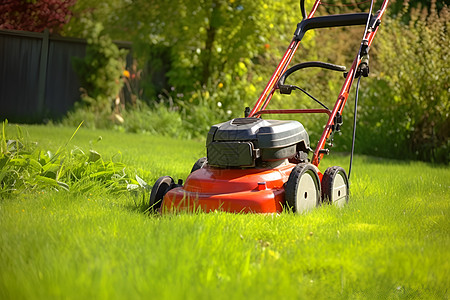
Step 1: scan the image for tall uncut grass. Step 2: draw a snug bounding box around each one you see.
[0,124,448,299]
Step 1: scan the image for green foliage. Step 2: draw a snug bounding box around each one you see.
[121,102,185,137]
[0,120,73,196]
[62,0,125,38]
[179,77,263,136]
[266,1,450,164]
[63,0,318,144]
[0,121,142,197]
[122,0,312,96]
[61,0,449,163]
[61,105,115,130]
[358,3,449,163]
[317,0,448,17]
[72,18,128,113]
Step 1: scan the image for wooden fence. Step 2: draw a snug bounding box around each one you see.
[0,29,131,123]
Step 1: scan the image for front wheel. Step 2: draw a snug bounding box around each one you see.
[149,176,174,213]
[321,166,349,207]
[285,163,321,213]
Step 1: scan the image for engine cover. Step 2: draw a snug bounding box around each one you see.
[206,118,310,167]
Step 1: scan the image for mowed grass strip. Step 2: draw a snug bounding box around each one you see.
[1,125,449,299]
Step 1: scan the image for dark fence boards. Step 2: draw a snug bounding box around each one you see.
[0,29,131,123]
[43,35,86,120]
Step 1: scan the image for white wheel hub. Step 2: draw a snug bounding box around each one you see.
[296,171,318,212]
[332,172,348,207]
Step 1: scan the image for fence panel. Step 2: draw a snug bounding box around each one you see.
[0,32,43,122]
[0,29,131,123]
[44,37,86,120]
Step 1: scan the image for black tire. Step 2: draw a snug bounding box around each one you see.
[285,163,321,213]
[321,166,349,207]
[190,157,207,173]
[149,176,174,212]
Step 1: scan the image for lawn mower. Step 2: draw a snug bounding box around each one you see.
[149,0,389,214]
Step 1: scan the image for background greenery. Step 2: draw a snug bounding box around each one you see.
[59,0,449,164]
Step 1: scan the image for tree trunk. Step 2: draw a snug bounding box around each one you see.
[201,0,220,85]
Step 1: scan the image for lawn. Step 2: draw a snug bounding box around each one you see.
[1,124,449,299]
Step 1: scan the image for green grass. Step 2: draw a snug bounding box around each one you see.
[1,124,449,299]
[17,124,203,181]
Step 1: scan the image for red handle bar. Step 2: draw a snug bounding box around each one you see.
[248,0,390,167]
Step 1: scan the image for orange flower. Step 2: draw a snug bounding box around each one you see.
[123,70,130,78]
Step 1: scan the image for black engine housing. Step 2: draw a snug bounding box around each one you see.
[206,118,310,168]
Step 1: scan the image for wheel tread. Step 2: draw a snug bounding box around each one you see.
[285,163,321,213]
[321,166,349,205]
[149,176,174,212]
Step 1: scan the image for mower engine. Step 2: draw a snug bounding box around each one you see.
[206,118,310,168]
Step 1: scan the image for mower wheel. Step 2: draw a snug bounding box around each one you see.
[321,166,349,207]
[149,176,174,212]
[190,157,207,173]
[285,163,321,213]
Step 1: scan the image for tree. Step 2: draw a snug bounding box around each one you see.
[72,19,128,113]
[61,0,125,38]
[0,0,77,33]
[120,0,309,93]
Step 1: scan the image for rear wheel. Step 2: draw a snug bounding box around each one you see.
[190,157,207,173]
[321,166,349,207]
[285,163,321,213]
[149,176,174,212]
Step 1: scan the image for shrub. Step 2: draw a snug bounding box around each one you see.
[358,2,449,163]
[121,102,185,137]
[72,18,128,114]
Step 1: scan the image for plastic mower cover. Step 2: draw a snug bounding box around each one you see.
[206,118,310,168]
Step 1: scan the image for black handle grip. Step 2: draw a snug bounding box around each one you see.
[278,61,346,87]
[294,13,372,41]
[300,0,306,20]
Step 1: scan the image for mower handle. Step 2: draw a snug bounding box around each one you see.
[300,0,307,20]
[278,61,346,87]
[294,13,374,41]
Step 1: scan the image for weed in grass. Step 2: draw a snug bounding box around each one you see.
[0,121,147,201]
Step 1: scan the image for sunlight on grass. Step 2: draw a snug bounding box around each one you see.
[1,124,449,299]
